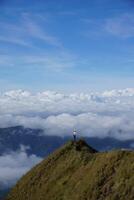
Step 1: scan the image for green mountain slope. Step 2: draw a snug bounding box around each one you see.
[6,140,134,200]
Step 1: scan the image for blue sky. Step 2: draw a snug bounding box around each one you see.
[0,0,134,92]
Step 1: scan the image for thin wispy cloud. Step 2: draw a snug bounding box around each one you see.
[0,0,134,91]
[104,13,134,38]
[0,13,61,48]
[0,52,77,72]
[22,13,62,47]
[0,36,32,47]
[82,13,134,39]
[0,21,32,47]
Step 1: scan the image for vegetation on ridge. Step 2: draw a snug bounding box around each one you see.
[6,140,134,200]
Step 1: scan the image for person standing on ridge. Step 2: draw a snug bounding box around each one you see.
[73,129,77,142]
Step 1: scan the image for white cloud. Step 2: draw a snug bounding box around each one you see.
[0,146,42,188]
[0,88,134,140]
[102,88,134,97]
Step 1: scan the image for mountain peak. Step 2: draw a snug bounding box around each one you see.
[74,139,97,153]
[62,139,97,154]
[48,139,97,161]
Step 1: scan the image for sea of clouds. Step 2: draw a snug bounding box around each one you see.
[0,88,134,189]
[0,88,134,140]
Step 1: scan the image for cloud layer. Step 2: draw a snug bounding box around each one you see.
[0,88,134,140]
[0,145,42,188]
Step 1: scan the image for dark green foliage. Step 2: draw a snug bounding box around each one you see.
[6,140,134,200]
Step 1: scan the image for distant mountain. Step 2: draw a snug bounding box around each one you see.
[0,126,67,157]
[0,126,133,158]
[6,140,134,200]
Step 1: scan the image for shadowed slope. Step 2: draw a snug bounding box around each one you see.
[6,140,134,200]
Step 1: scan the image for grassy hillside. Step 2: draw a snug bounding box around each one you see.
[6,140,134,200]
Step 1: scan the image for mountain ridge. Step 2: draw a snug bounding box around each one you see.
[6,140,134,200]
